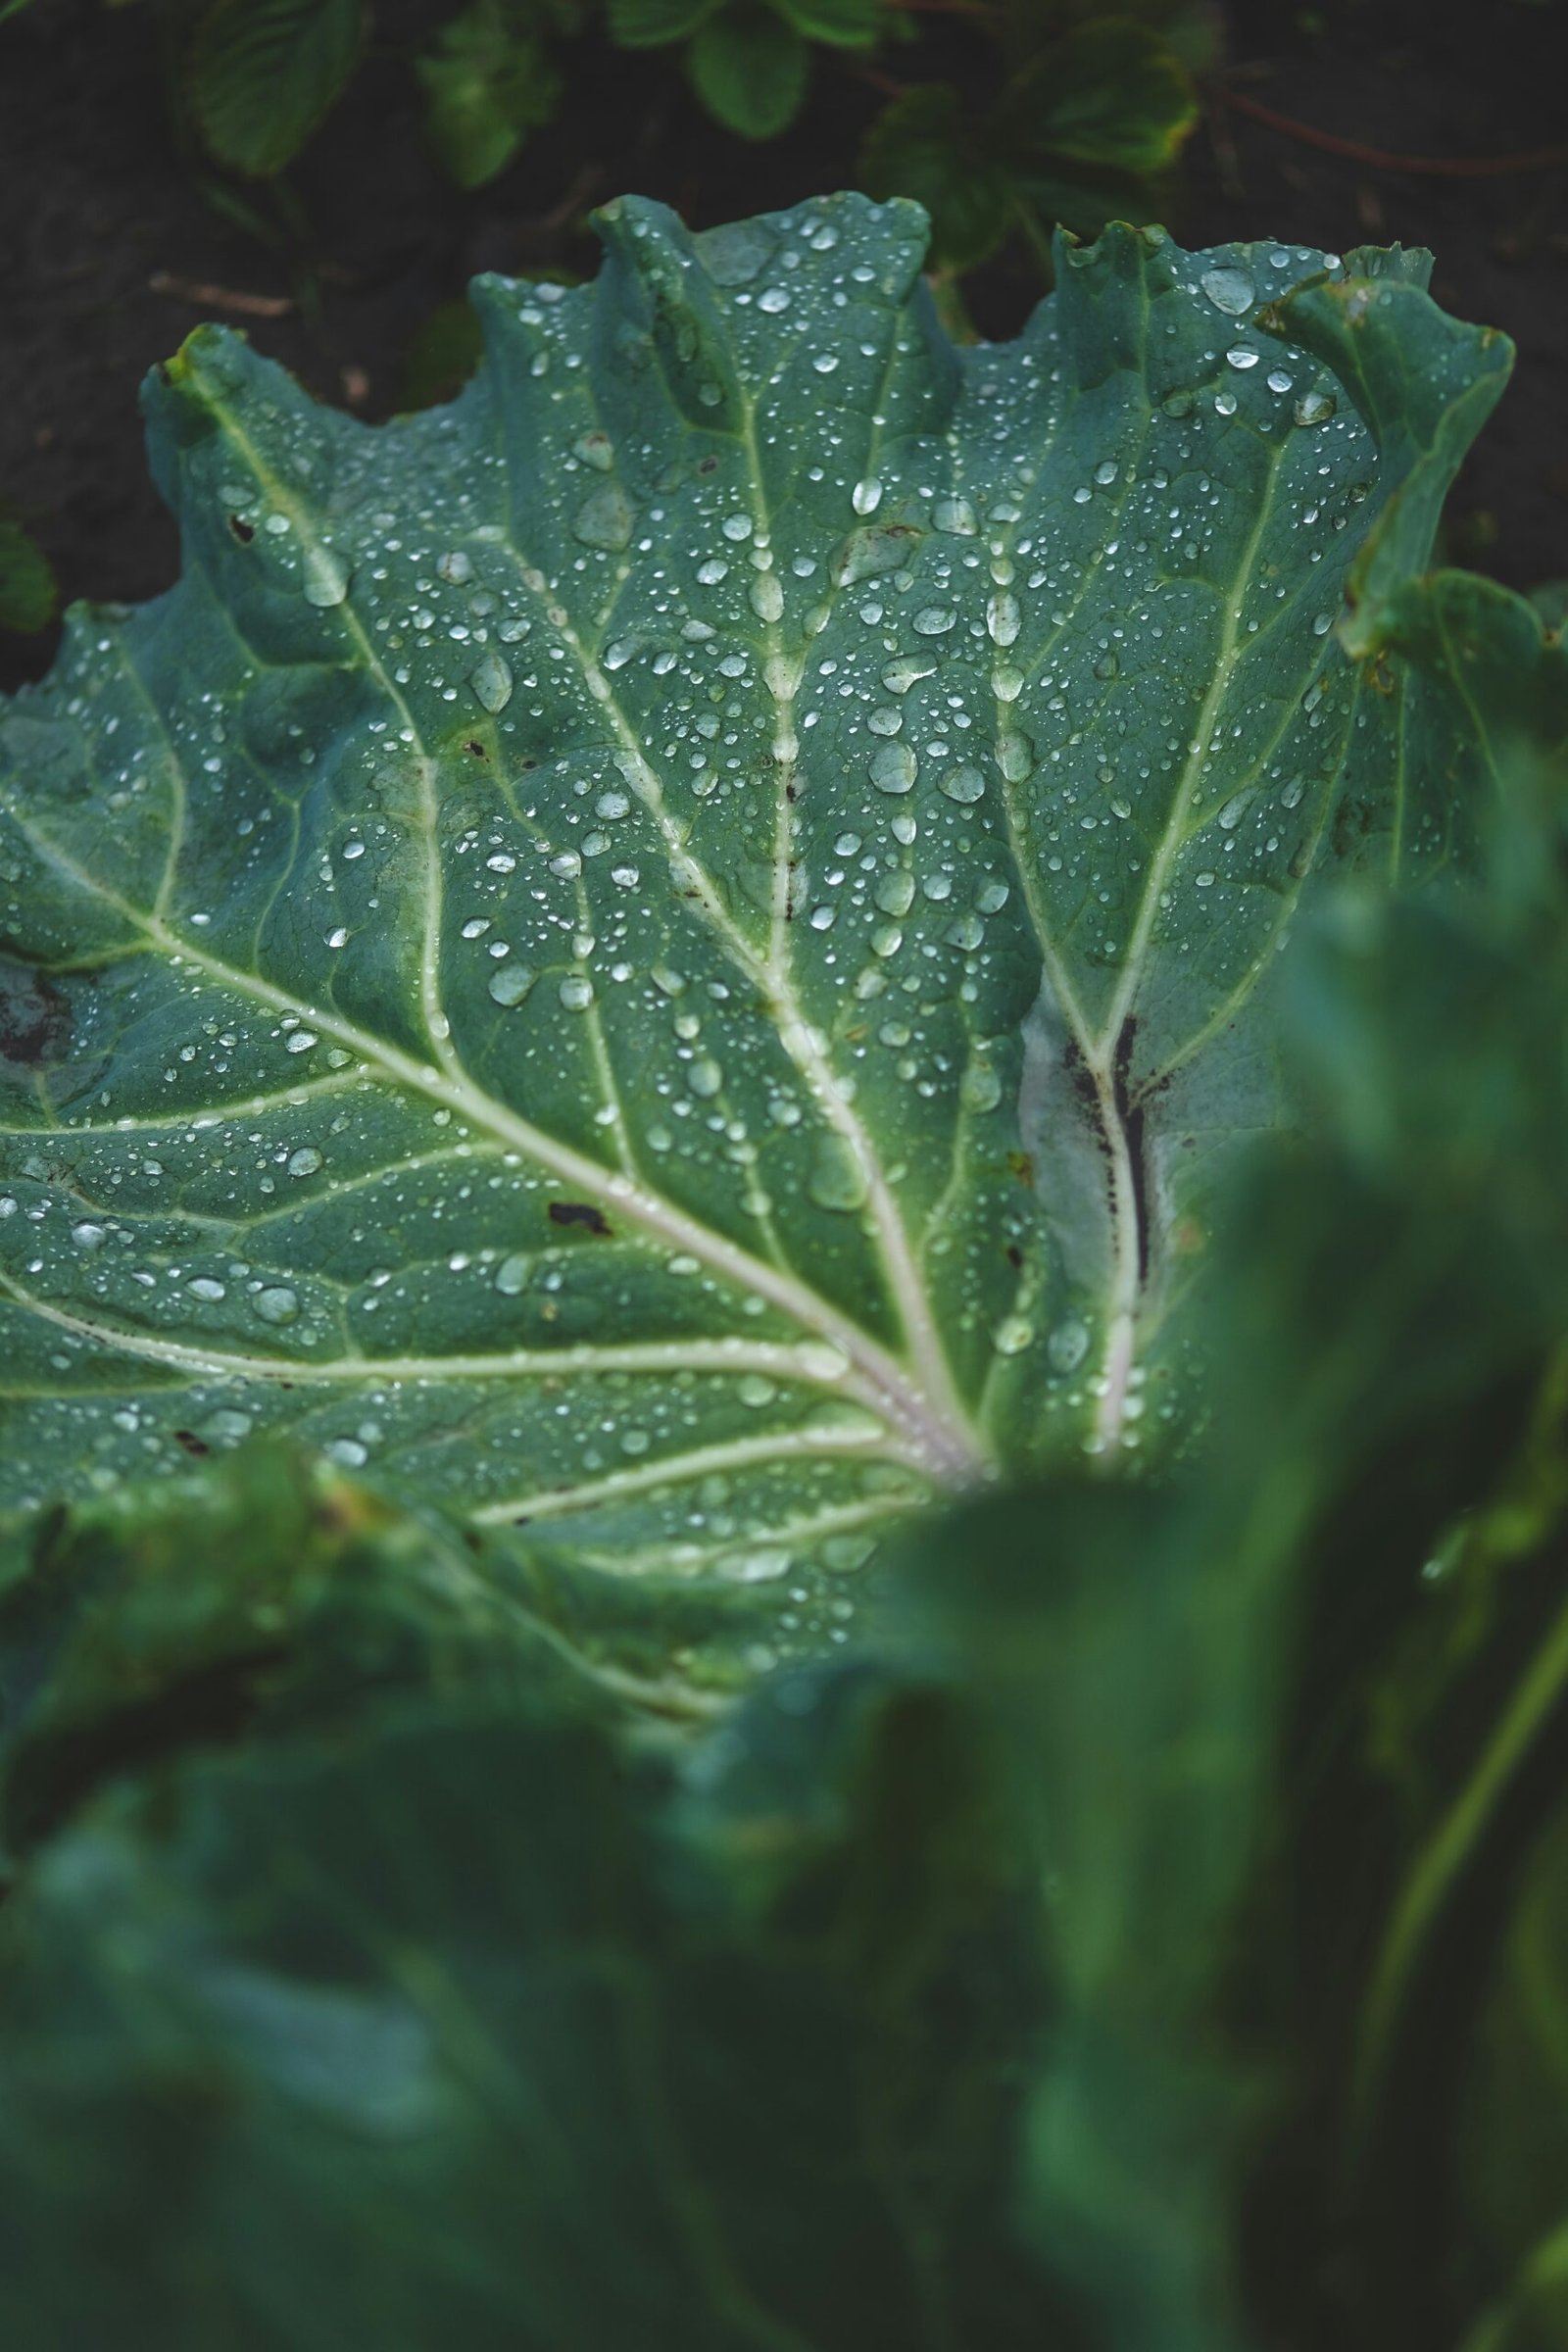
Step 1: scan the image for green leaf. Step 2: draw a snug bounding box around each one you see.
[775,0,879,48]
[416,0,562,190]
[1529,580,1568,636]
[608,0,717,45]
[688,4,808,138]
[0,514,57,635]
[0,1465,1061,2349]
[860,87,1015,273]
[186,0,366,178]
[0,200,1514,1696]
[398,298,486,412]
[0,1444,636,1853]
[995,23,1199,178]
[885,703,1568,2351]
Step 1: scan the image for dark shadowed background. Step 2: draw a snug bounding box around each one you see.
[2,0,1565,693]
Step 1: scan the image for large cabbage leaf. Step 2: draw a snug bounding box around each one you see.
[0,555,1564,2350]
[0,196,1509,1686]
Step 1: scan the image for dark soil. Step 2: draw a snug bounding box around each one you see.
[3,0,1566,696]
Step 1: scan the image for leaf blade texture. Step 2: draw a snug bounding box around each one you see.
[0,196,1510,1684]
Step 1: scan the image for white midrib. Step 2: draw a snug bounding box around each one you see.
[206,399,455,1085]
[581,1491,919,1577]
[977,411,1291,1456]
[730,368,974,1454]
[1,803,978,1479]
[3,1285,913,1421]
[1082,448,1292,1450]
[469,1422,900,1526]
[472,412,976,1463]
[127,381,988,1479]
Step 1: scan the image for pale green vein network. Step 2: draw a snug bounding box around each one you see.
[0,195,1511,1664]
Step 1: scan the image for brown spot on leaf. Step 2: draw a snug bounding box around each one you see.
[547,1200,612,1237]
[0,959,72,1070]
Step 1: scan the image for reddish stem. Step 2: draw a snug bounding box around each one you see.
[1214,83,1568,178]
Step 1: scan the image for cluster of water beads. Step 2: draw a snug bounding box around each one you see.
[0,199,1408,1588]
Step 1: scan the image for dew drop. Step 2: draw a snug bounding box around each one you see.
[302,546,351,608]
[489,964,536,1007]
[750,572,784,623]
[852,477,883,516]
[1048,1316,1091,1372]
[933,496,977,535]
[869,740,917,795]
[987,591,1020,648]
[808,1134,868,1212]
[254,1286,300,1325]
[203,1408,254,1443]
[727,1547,793,1584]
[573,483,634,551]
[1294,389,1337,427]
[960,1061,1003,1112]
[469,651,514,712]
[996,732,1035,783]
[940,764,986,805]
[287,1147,322,1177]
[1200,266,1254,315]
[559,975,595,1010]
[494,1254,528,1295]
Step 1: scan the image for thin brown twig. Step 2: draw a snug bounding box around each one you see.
[149,271,293,318]
[1212,83,1568,178]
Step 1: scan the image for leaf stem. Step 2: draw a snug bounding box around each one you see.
[1213,82,1568,177]
[1348,1572,1568,2173]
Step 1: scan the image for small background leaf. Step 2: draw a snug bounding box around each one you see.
[688,3,808,137]
[860,85,1014,272]
[187,0,366,177]
[0,514,57,636]
[397,298,486,411]
[776,0,879,46]
[608,0,716,45]
[995,22,1198,177]
[416,0,562,189]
